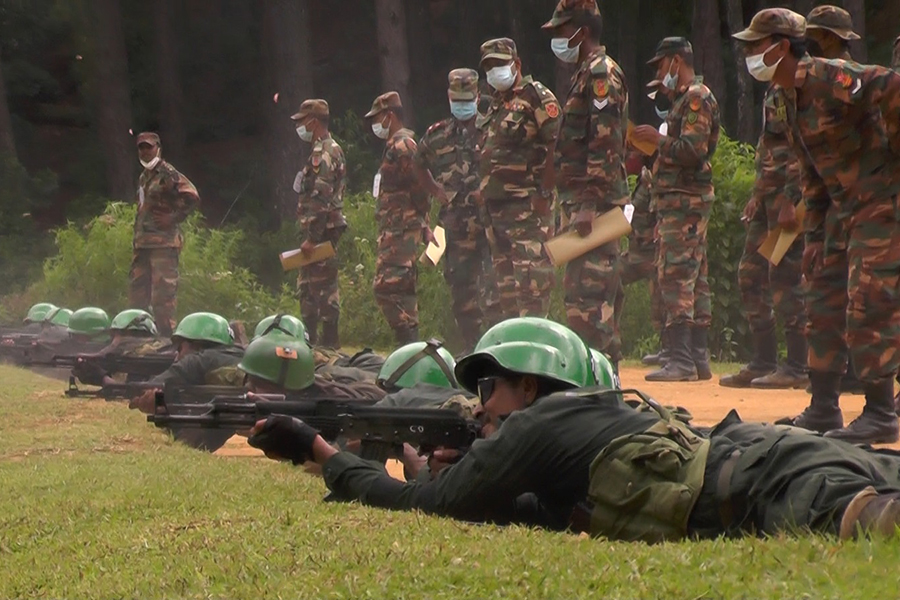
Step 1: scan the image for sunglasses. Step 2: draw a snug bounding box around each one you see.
[477,376,503,405]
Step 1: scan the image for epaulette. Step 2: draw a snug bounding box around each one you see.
[589,53,610,77]
[528,79,556,105]
[424,118,451,138]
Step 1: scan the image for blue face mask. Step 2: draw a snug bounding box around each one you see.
[450,100,478,121]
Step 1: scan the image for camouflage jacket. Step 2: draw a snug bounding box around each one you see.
[416,117,481,214]
[652,76,720,196]
[376,128,430,232]
[297,135,348,243]
[477,75,560,202]
[786,55,900,242]
[556,47,630,212]
[752,85,800,213]
[134,160,199,249]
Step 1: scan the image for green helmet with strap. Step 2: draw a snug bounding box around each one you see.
[590,348,619,390]
[455,317,594,393]
[25,303,57,324]
[67,307,111,336]
[110,309,158,336]
[172,312,233,346]
[44,307,72,327]
[377,340,458,390]
[253,314,309,343]
[238,336,315,391]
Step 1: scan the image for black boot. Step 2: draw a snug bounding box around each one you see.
[825,376,900,444]
[751,329,808,389]
[305,318,319,346]
[645,323,697,382]
[395,325,419,346]
[642,329,668,366]
[777,370,843,433]
[691,326,712,381]
[321,319,340,349]
[839,355,866,395]
[719,324,777,388]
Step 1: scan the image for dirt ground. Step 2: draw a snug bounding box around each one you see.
[212,365,900,474]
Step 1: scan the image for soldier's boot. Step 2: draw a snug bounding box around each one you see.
[840,486,900,539]
[719,324,777,388]
[321,319,340,349]
[776,371,843,433]
[305,319,319,346]
[751,330,809,389]
[645,323,698,382]
[641,329,668,366]
[839,355,866,395]
[690,326,712,381]
[824,376,900,444]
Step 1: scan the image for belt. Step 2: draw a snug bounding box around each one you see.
[716,450,743,530]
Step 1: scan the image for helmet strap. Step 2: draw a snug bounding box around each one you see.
[262,314,293,338]
[382,339,458,389]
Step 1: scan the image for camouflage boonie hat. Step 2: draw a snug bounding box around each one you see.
[480,38,517,65]
[448,69,479,100]
[291,99,330,121]
[806,5,860,41]
[541,0,601,30]
[732,8,806,42]
[365,91,402,118]
[136,132,160,147]
[647,37,693,65]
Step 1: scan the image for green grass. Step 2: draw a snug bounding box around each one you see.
[2,363,900,598]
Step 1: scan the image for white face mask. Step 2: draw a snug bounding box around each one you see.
[662,58,679,91]
[296,124,313,142]
[551,30,581,64]
[140,149,161,170]
[372,120,390,139]
[745,42,782,82]
[486,64,516,92]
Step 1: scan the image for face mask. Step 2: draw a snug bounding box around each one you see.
[654,91,671,121]
[487,64,516,92]
[551,29,581,64]
[662,58,679,91]
[745,42,782,82]
[296,124,313,142]
[372,120,390,139]
[140,150,161,170]
[450,100,478,121]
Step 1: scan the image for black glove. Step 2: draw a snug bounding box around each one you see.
[248,416,320,465]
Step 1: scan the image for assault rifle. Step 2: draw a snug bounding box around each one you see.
[64,376,156,400]
[0,333,39,364]
[51,353,175,379]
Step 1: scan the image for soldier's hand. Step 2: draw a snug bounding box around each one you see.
[128,388,159,414]
[742,197,759,223]
[300,239,316,255]
[428,448,463,480]
[777,202,799,231]
[573,209,594,238]
[248,415,320,465]
[632,125,662,146]
[801,242,823,277]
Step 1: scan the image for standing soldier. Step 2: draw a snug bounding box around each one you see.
[291,99,347,348]
[805,5,857,61]
[366,92,431,345]
[478,38,560,319]
[632,39,720,382]
[542,0,628,367]
[734,8,900,443]
[131,132,199,338]
[414,69,501,351]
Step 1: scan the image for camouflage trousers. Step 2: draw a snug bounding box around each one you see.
[374,227,423,335]
[485,198,554,319]
[443,207,502,350]
[738,201,805,333]
[297,229,343,327]
[129,247,179,337]
[656,192,713,327]
[806,195,900,380]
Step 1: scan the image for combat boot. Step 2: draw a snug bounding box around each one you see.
[840,486,900,539]
[305,319,319,346]
[751,330,808,389]
[395,326,419,346]
[776,370,843,433]
[645,323,698,382]
[719,324,777,388]
[691,326,712,381]
[825,376,900,444]
[641,329,668,366]
[839,355,866,394]
[321,319,340,349]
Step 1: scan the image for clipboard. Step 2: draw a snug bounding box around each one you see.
[757,203,806,266]
[279,242,336,271]
[544,207,632,267]
[626,121,659,157]
[419,226,447,266]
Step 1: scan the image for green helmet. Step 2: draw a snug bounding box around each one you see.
[172,312,233,346]
[24,303,57,324]
[45,308,72,327]
[110,309,158,336]
[590,349,619,390]
[67,307,111,336]
[253,314,309,343]
[455,317,594,393]
[377,340,458,390]
[239,336,315,391]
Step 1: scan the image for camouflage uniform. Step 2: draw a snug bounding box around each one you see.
[367,92,430,343]
[131,133,199,338]
[478,38,559,319]
[806,5,857,62]
[292,100,348,344]
[416,69,501,350]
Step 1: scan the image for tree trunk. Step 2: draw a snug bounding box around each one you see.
[616,0,640,118]
[842,0,867,62]
[691,0,727,117]
[0,48,17,160]
[153,0,186,163]
[375,0,413,124]
[405,0,431,128]
[90,0,135,201]
[724,0,756,143]
[261,0,315,221]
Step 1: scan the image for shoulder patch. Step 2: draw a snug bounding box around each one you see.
[545,102,560,118]
[594,80,608,98]
[687,112,698,125]
[836,70,853,89]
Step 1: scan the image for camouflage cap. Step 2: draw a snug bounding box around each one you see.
[447,68,479,100]
[541,0,601,30]
[806,5,860,41]
[732,8,806,42]
[291,99,330,121]
[480,38,517,65]
[647,37,693,65]
[136,132,160,147]
[364,91,402,118]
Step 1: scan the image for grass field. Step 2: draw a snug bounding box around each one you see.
[2,364,900,599]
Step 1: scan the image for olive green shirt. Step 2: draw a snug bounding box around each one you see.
[150,346,244,386]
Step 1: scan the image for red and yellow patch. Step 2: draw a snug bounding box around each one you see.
[836,71,853,89]
[593,80,608,98]
[276,346,298,360]
[689,96,702,112]
[545,102,559,118]
[311,155,321,168]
